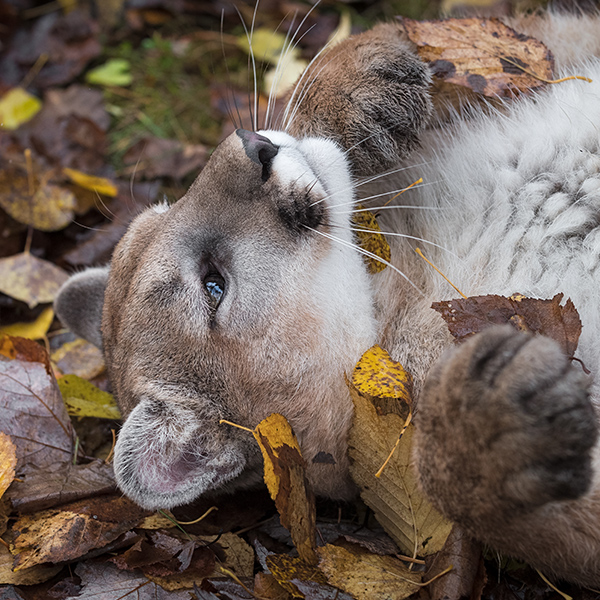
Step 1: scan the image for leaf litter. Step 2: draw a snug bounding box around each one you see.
[0,4,590,599]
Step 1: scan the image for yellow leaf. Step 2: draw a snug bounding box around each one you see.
[318,543,421,600]
[58,374,121,419]
[0,307,54,340]
[352,207,390,274]
[51,338,105,379]
[0,544,61,586]
[264,55,309,98]
[0,253,69,308]
[348,385,452,557]
[326,10,352,47]
[0,171,76,231]
[253,413,317,565]
[0,88,42,130]
[266,554,327,597]
[237,28,293,65]
[63,167,118,197]
[352,345,413,404]
[0,432,17,500]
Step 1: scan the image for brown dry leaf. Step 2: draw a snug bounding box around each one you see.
[137,512,177,530]
[5,460,116,514]
[266,553,328,597]
[431,293,582,357]
[253,413,317,565]
[425,525,485,600]
[74,560,192,600]
[0,252,69,308]
[123,136,208,180]
[352,345,413,412]
[0,335,52,374]
[0,433,17,499]
[254,572,292,599]
[10,495,150,570]
[317,543,421,600]
[352,207,390,274]
[401,17,554,98]
[348,385,452,557]
[0,543,61,586]
[0,170,76,231]
[0,356,75,471]
[51,338,105,379]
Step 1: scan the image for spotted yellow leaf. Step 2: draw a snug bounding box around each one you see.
[352,345,413,405]
[352,207,390,274]
[58,374,121,419]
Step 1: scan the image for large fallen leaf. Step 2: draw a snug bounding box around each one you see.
[0,307,54,340]
[10,495,150,570]
[348,385,452,557]
[0,88,42,130]
[253,413,317,565]
[401,17,554,98]
[0,356,75,471]
[352,208,391,274]
[0,433,17,499]
[317,543,421,600]
[0,171,76,231]
[5,460,116,514]
[0,252,69,308]
[58,374,121,419]
[431,293,582,358]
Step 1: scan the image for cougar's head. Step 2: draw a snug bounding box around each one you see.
[56,130,377,509]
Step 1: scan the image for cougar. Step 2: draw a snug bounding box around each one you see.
[55,11,600,586]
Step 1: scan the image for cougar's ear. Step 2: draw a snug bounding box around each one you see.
[54,266,109,349]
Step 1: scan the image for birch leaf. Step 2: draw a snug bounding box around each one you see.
[348,385,452,557]
[318,543,421,600]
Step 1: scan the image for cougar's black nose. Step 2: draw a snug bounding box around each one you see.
[236,129,279,180]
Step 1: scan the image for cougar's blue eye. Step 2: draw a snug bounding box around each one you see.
[204,274,225,308]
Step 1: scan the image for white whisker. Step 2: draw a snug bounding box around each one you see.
[346,226,459,257]
[304,225,424,295]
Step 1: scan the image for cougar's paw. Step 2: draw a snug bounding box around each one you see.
[287,23,432,176]
[414,326,597,527]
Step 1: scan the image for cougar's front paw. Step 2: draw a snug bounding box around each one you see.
[286,23,432,176]
[414,326,597,528]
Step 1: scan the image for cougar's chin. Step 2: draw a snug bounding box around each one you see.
[113,398,248,510]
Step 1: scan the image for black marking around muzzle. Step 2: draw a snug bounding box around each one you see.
[236,129,279,181]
